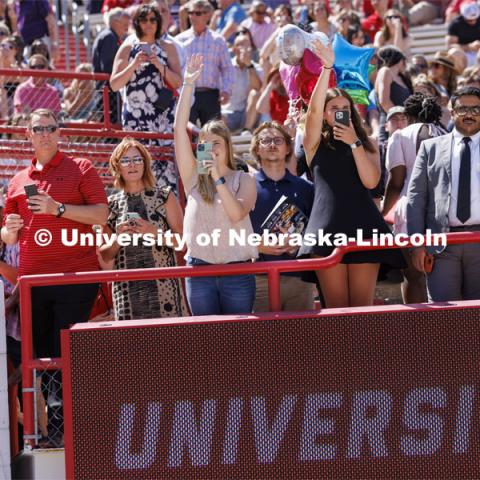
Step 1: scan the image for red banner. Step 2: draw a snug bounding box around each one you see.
[61,302,480,479]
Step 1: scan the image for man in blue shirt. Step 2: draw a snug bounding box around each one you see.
[250,122,316,312]
[214,0,247,45]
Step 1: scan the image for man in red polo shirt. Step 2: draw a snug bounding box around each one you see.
[1,108,108,360]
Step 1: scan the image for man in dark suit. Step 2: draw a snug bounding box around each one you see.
[407,87,480,301]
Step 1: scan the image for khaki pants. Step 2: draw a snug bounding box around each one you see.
[254,275,315,312]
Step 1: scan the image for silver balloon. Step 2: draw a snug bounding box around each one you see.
[277,25,329,66]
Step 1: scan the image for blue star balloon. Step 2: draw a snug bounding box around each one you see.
[332,34,374,92]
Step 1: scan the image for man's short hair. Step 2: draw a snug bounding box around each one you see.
[28,109,58,128]
[107,7,129,28]
[450,87,480,109]
[188,0,213,12]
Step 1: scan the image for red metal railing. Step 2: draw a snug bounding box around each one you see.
[18,232,480,448]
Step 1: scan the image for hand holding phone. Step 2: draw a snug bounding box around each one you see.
[138,42,152,57]
[334,110,350,126]
[126,212,141,227]
[24,184,39,198]
[196,143,212,175]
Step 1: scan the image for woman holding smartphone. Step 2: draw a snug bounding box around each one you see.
[100,137,188,321]
[174,55,258,316]
[110,4,182,191]
[298,40,405,308]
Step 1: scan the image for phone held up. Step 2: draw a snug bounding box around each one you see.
[196,143,213,175]
[335,110,350,127]
[138,42,152,57]
[126,212,141,227]
[24,184,39,207]
[24,184,38,198]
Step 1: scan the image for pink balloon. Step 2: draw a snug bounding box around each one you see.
[279,62,300,100]
[302,48,323,75]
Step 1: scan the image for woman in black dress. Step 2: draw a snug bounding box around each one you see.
[299,40,405,308]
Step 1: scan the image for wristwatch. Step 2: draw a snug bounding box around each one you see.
[214,177,226,186]
[350,139,362,149]
[56,203,66,217]
[247,64,255,69]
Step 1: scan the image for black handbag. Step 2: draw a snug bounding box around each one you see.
[154,79,178,111]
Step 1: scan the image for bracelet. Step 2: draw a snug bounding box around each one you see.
[323,65,333,69]
[214,176,226,186]
[182,82,194,87]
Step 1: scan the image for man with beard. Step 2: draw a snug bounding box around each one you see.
[407,87,480,301]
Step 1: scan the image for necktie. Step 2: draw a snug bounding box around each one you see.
[457,137,471,224]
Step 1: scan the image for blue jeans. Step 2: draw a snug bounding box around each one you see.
[186,257,256,316]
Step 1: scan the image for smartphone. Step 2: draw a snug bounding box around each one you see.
[335,110,350,126]
[126,212,141,227]
[196,143,212,175]
[24,184,39,198]
[138,42,152,57]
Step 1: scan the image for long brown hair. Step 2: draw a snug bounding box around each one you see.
[322,88,376,153]
[109,137,156,190]
[197,120,236,204]
[380,9,408,43]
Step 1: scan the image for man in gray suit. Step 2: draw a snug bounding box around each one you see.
[407,87,480,302]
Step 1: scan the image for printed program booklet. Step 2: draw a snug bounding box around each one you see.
[261,195,308,235]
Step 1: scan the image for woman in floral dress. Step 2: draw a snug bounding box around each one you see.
[110,4,182,192]
[100,137,188,320]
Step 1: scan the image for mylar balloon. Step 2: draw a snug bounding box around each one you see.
[279,62,300,100]
[277,24,329,66]
[297,49,336,104]
[345,88,370,105]
[332,34,374,91]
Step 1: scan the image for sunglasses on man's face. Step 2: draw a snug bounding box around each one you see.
[254,9,267,14]
[31,125,58,134]
[189,10,209,16]
[386,15,401,19]
[30,64,47,70]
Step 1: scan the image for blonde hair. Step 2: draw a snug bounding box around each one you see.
[69,63,95,91]
[109,137,156,190]
[197,120,235,204]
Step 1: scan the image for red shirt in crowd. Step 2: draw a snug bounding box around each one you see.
[101,0,135,13]
[362,12,384,42]
[4,151,108,276]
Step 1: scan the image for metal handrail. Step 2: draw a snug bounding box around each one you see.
[18,232,480,448]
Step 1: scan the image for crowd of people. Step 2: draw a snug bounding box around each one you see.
[0,0,479,447]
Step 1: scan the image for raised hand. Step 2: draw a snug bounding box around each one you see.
[184,54,204,85]
[310,39,334,68]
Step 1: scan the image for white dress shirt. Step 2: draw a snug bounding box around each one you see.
[448,128,480,226]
